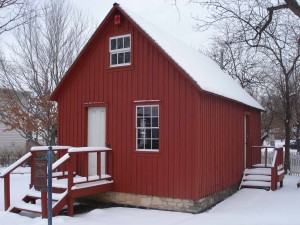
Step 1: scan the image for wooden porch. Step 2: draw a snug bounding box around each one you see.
[240,147,285,191]
[0,146,113,218]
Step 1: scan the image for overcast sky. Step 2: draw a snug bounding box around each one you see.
[71,0,213,49]
[0,0,213,54]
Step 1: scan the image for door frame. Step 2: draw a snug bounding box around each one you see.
[83,103,109,147]
[244,112,251,169]
[82,103,109,176]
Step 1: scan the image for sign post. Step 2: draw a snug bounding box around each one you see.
[47,146,53,225]
[34,159,47,192]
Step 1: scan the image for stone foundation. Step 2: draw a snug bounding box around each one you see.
[87,184,238,213]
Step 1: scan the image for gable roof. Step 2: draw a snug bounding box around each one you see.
[50,3,263,110]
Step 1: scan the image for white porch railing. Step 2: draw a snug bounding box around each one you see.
[259,148,300,175]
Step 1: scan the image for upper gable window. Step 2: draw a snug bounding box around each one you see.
[109,34,131,67]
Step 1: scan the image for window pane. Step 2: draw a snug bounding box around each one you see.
[118,53,124,64]
[141,119,147,127]
[138,129,146,138]
[111,39,116,50]
[137,139,144,149]
[152,106,158,116]
[144,118,151,127]
[125,52,131,63]
[145,129,151,138]
[152,140,159,149]
[144,107,151,117]
[124,36,130,48]
[152,129,159,138]
[152,117,158,127]
[137,118,143,127]
[117,38,123,49]
[145,139,151,149]
[137,107,143,117]
[111,54,117,65]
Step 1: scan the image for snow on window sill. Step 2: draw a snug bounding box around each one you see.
[135,149,159,152]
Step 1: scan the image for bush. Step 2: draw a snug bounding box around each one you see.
[0,147,27,167]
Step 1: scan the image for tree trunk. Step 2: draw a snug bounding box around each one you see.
[296,122,300,152]
[285,121,291,173]
[284,74,291,173]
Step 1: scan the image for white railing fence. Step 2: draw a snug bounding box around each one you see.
[259,149,300,175]
[290,152,300,175]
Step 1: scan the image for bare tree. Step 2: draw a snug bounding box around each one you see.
[188,0,300,172]
[0,0,91,145]
[187,0,300,41]
[260,95,276,144]
[290,65,300,151]
[205,24,267,98]
[0,0,36,36]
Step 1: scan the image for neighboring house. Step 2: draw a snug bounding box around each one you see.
[0,89,26,151]
[49,4,263,212]
[0,122,26,151]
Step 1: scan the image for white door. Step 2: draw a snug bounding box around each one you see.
[88,107,106,176]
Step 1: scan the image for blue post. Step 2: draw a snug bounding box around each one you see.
[47,146,52,225]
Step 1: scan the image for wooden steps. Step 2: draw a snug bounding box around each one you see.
[244,168,271,175]
[240,180,271,188]
[13,201,43,213]
[240,168,272,190]
[24,188,66,202]
[9,177,114,217]
[1,146,114,218]
[10,187,68,215]
[240,165,284,191]
[242,175,271,182]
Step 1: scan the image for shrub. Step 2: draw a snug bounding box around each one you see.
[0,147,27,167]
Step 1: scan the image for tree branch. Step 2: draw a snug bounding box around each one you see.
[285,0,300,18]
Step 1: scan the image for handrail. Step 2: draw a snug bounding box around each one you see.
[271,150,278,168]
[251,146,275,167]
[68,147,112,153]
[0,152,32,178]
[52,153,70,171]
[1,145,113,213]
[67,147,113,190]
[0,152,32,210]
[31,146,71,151]
[251,146,276,148]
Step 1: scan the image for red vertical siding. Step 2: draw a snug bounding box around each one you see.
[56,13,261,201]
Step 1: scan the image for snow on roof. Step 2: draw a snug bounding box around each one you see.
[119,5,263,110]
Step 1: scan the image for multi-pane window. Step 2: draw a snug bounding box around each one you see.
[136,105,159,151]
[110,34,131,67]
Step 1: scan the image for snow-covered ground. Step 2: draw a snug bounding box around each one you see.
[0,171,300,225]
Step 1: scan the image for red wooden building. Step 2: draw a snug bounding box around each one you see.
[48,3,264,212]
[1,4,287,217]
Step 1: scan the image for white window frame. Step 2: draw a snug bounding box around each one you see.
[109,34,131,67]
[136,105,159,152]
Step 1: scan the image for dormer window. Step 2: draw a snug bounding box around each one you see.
[109,34,131,67]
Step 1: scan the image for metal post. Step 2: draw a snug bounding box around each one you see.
[47,146,52,225]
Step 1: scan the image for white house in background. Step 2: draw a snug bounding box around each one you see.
[0,122,26,150]
[0,89,27,151]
